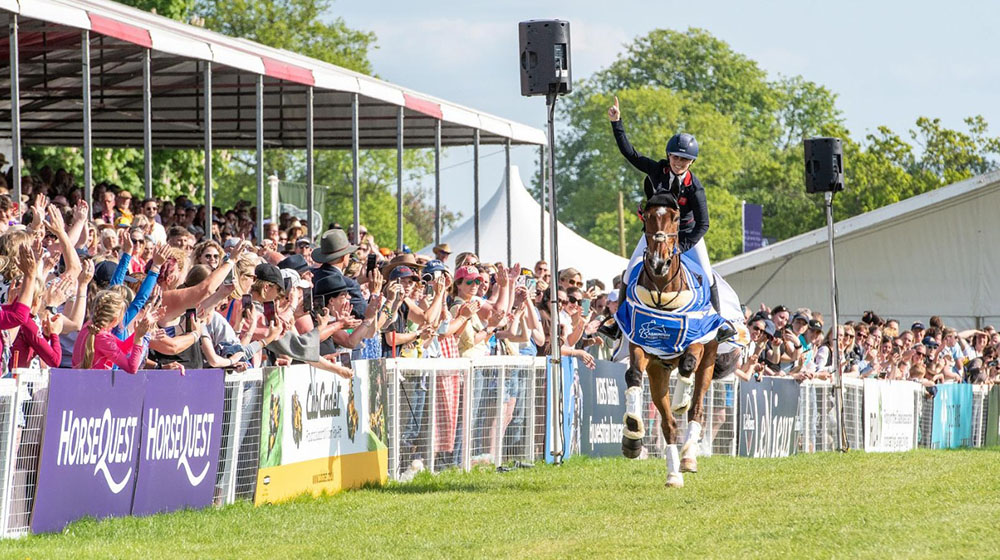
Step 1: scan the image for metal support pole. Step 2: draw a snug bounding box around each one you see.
[9,16,20,206]
[142,48,152,199]
[82,31,92,206]
[255,75,264,242]
[473,129,480,255]
[396,107,404,250]
[462,363,473,472]
[306,86,314,240]
[428,369,438,474]
[494,366,505,467]
[826,191,848,452]
[391,361,401,480]
[351,93,360,243]
[545,93,562,464]
[539,144,546,261]
[434,119,441,245]
[203,62,213,237]
[505,138,512,266]
[526,360,538,463]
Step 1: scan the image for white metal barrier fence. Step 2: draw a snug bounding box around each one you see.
[384,357,547,481]
[0,360,993,538]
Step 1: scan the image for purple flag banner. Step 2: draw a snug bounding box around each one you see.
[742,202,764,253]
[31,369,145,534]
[131,369,224,516]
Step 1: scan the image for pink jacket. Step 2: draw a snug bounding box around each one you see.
[72,321,145,374]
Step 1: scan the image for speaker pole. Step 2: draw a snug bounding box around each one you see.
[825,191,848,452]
[546,90,562,465]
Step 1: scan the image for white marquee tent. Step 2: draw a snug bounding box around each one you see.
[421,165,628,288]
[715,170,1000,329]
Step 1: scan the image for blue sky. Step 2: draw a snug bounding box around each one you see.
[331,1,1000,226]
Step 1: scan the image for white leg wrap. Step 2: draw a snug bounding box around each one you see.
[622,386,644,440]
[671,373,693,414]
[665,444,684,487]
[681,421,701,458]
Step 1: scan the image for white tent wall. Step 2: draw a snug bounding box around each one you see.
[420,165,628,288]
[717,172,1000,330]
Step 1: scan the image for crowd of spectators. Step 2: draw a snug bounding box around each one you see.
[0,167,621,381]
[1,165,995,397]
[736,306,1000,391]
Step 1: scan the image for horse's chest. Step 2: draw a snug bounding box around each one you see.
[634,284,694,311]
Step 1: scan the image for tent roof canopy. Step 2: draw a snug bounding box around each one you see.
[715,169,1000,277]
[0,0,546,150]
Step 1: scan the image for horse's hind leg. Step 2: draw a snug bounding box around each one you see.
[648,358,682,488]
[622,344,647,459]
[681,342,718,473]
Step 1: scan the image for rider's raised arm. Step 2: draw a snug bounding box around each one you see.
[677,187,710,253]
[611,119,660,177]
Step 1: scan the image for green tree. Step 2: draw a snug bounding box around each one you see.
[556,87,743,260]
[559,28,845,259]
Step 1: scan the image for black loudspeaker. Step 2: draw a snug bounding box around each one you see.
[803,137,844,193]
[518,20,572,97]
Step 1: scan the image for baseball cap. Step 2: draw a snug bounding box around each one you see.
[762,319,777,338]
[807,319,824,332]
[454,266,479,282]
[389,266,417,281]
[280,268,311,291]
[254,263,284,291]
[94,260,136,288]
[278,254,310,274]
[921,336,939,349]
[791,312,809,324]
[607,289,619,303]
[421,259,446,281]
[911,322,925,330]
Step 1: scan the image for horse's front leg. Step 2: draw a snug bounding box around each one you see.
[680,341,718,473]
[648,358,682,488]
[622,344,648,459]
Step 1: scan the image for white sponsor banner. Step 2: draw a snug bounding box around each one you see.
[280,364,368,464]
[863,379,917,452]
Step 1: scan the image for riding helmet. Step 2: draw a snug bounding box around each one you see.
[666,133,698,160]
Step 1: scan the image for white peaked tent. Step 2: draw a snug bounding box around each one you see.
[421,165,629,287]
[715,170,1000,329]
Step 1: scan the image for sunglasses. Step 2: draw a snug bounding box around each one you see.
[558,298,569,305]
[567,279,583,287]
[463,279,482,286]
[131,238,145,244]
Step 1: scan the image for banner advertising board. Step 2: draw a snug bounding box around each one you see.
[987,386,1000,447]
[131,369,225,516]
[31,370,145,533]
[863,379,917,452]
[931,383,974,449]
[738,377,799,458]
[255,364,387,504]
[577,360,626,457]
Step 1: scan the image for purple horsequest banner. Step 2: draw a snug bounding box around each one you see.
[131,369,224,516]
[31,369,145,534]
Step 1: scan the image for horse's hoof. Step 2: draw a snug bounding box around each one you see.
[665,472,684,488]
[622,435,644,459]
[680,457,697,473]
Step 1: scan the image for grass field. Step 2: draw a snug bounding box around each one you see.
[4,449,1000,559]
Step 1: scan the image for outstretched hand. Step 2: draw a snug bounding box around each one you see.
[608,95,620,122]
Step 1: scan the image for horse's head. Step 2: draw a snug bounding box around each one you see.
[641,191,679,277]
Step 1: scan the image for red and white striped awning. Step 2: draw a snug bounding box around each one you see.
[0,0,546,149]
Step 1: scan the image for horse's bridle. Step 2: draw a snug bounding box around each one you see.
[640,211,683,310]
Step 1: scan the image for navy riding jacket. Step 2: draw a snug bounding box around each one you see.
[611,119,709,253]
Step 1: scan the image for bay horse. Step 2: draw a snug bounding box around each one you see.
[619,192,719,488]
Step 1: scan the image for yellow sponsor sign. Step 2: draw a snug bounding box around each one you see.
[254,448,387,505]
